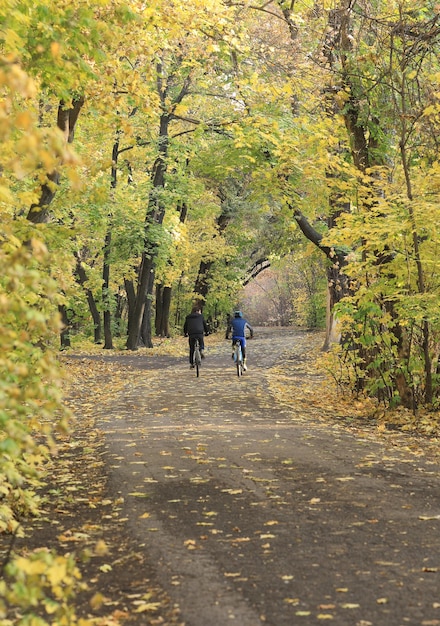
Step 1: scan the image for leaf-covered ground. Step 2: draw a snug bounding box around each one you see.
[6,327,440,625]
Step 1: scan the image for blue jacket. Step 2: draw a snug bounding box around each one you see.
[227,317,253,339]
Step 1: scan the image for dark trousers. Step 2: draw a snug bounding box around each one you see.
[189,334,204,364]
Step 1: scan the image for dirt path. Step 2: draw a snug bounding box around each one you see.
[87,327,440,626]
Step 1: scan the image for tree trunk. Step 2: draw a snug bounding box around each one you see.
[194,260,213,302]
[126,253,153,350]
[126,63,191,350]
[27,97,84,224]
[155,285,171,337]
[140,270,155,348]
[161,286,172,337]
[26,97,85,350]
[124,278,136,342]
[194,202,231,300]
[155,284,164,336]
[126,118,169,349]
[102,224,114,349]
[114,288,125,337]
[154,202,188,336]
[74,253,102,343]
[59,305,71,349]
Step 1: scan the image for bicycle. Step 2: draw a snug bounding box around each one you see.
[193,338,202,378]
[232,339,244,377]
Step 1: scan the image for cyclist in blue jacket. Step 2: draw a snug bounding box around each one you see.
[226,310,254,371]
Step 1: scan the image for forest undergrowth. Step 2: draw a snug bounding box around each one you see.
[265,331,440,461]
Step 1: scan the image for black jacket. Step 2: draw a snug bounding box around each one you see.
[184,313,208,337]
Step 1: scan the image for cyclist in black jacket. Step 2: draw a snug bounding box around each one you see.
[184,306,208,368]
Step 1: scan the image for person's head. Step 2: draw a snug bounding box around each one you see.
[192,305,201,314]
[234,310,243,318]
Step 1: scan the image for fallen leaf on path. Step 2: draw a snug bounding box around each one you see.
[94,540,109,556]
[133,601,161,613]
[296,611,311,616]
[99,563,112,573]
[90,592,107,610]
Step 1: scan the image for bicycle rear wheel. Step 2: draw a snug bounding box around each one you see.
[235,344,243,377]
[194,347,201,377]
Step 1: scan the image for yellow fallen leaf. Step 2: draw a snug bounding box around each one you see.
[260,533,275,539]
[99,563,112,573]
[94,540,109,556]
[90,592,106,610]
[133,602,161,613]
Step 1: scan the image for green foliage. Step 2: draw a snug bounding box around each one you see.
[0,220,83,623]
[0,549,86,625]
[325,158,440,406]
